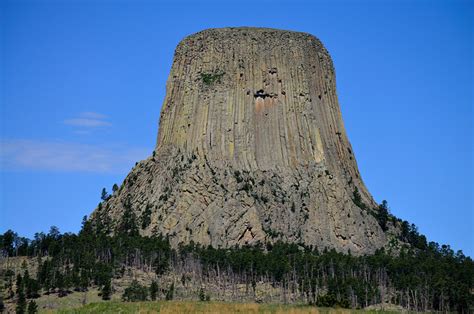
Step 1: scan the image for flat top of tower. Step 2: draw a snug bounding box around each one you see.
[181,27,322,45]
[173,26,333,74]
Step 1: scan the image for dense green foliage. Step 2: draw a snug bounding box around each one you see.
[1,225,472,312]
[122,280,148,302]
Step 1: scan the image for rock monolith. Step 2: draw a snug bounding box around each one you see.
[91,27,390,254]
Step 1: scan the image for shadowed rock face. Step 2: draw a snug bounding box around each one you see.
[92,28,389,254]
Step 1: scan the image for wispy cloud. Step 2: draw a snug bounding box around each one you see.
[64,118,112,127]
[79,112,108,119]
[0,139,149,174]
[63,112,112,129]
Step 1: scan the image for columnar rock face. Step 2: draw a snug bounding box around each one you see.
[92,27,390,254]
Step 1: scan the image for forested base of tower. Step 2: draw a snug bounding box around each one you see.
[90,148,392,254]
[1,224,472,313]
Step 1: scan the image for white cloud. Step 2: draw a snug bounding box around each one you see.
[0,139,149,174]
[64,118,112,127]
[63,112,112,129]
[80,112,108,119]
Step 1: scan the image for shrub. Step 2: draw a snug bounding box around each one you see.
[240,182,252,192]
[165,282,174,301]
[27,300,38,314]
[149,281,158,301]
[122,280,148,302]
[234,170,243,183]
[316,293,350,308]
[352,187,367,210]
[199,287,210,301]
[316,293,337,307]
[201,72,224,85]
[101,279,111,300]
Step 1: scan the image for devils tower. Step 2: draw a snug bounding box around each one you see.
[91,27,391,254]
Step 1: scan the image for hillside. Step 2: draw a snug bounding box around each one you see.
[1,226,472,312]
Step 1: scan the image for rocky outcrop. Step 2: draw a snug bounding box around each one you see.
[91,27,390,254]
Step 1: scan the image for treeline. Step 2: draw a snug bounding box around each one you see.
[1,221,472,313]
[352,189,428,252]
[181,241,473,312]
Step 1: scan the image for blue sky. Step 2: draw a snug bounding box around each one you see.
[1,0,472,256]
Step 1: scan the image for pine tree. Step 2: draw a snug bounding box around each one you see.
[16,274,23,296]
[27,301,38,314]
[165,282,174,301]
[16,282,26,314]
[26,278,40,299]
[149,281,158,301]
[23,269,39,299]
[23,270,29,285]
[101,279,112,300]
[377,200,390,231]
[101,188,109,201]
[118,199,139,236]
[56,270,66,297]
[141,204,152,229]
[79,271,89,292]
[21,260,28,271]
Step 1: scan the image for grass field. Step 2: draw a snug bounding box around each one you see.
[40,301,403,314]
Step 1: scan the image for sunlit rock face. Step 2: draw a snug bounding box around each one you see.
[91,28,388,254]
